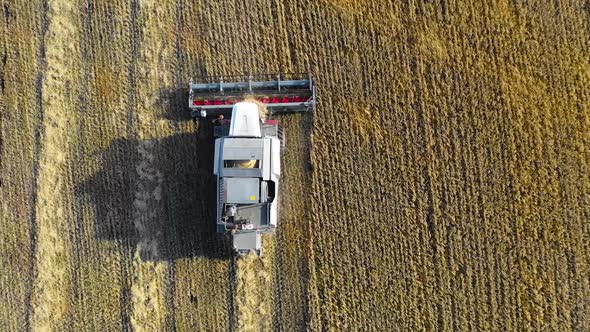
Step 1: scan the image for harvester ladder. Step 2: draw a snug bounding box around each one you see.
[218,177,225,228]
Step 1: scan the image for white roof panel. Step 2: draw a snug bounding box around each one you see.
[229,102,262,137]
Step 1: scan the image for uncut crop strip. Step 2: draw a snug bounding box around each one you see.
[304,1,590,330]
[271,112,316,331]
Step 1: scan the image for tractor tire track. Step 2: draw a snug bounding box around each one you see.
[126,0,140,140]
[227,255,238,332]
[67,0,95,326]
[119,0,142,328]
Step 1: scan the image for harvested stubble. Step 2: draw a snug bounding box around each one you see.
[1,0,589,331]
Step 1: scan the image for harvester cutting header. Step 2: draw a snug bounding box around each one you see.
[189,74,316,118]
[188,74,316,255]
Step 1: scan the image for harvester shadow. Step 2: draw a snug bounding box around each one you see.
[159,87,193,122]
[76,127,233,261]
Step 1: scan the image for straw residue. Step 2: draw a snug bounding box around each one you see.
[30,0,82,330]
[235,236,276,331]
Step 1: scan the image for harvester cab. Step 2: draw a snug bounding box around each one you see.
[189,74,316,256]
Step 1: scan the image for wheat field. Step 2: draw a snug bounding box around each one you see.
[1,0,589,331]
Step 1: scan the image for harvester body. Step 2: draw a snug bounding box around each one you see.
[213,103,281,255]
[189,74,315,255]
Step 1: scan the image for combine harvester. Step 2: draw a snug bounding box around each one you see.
[189,75,316,255]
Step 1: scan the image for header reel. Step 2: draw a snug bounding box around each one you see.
[189,73,316,118]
